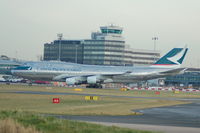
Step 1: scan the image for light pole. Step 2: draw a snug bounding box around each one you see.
[57,33,63,61]
[152,37,158,51]
[152,37,158,62]
[75,45,78,63]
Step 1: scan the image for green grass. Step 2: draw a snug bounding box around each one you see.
[0,84,191,115]
[0,118,41,133]
[0,111,160,133]
[0,84,200,98]
[0,93,188,115]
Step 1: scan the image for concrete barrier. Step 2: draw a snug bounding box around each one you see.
[155,91,160,95]
[124,86,200,93]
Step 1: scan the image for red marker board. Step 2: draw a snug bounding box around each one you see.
[53,98,60,103]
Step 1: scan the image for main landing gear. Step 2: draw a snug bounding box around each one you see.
[86,84,102,88]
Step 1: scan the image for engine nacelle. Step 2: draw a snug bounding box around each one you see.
[103,78,113,83]
[66,77,76,85]
[87,76,100,84]
[66,77,86,85]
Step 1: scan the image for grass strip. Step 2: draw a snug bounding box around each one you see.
[1,84,200,98]
[0,111,160,133]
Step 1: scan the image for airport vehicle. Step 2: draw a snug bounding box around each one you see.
[11,47,188,88]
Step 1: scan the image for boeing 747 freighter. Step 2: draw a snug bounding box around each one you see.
[11,47,188,87]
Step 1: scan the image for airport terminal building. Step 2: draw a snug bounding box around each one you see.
[165,68,200,88]
[0,56,21,75]
[44,25,160,66]
[44,40,83,64]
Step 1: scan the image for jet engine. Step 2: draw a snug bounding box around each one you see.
[87,76,102,84]
[66,77,86,85]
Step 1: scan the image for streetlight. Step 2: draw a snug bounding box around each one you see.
[57,33,63,61]
[75,45,78,63]
[152,37,158,51]
[152,37,158,62]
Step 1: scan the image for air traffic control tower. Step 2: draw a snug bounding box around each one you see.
[83,25,125,65]
[44,25,160,66]
[91,25,124,41]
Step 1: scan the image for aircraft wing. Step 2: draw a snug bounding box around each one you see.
[122,68,187,81]
[159,68,187,75]
[53,71,132,84]
[140,68,187,80]
[53,71,131,81]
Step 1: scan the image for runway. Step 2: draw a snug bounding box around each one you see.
[86,122,200,133]
[48,103,200,133]
[48,103,200,128]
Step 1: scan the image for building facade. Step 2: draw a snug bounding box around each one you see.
[124,46,160,65]
[44,40,83,64]
[83,40,125,65]
[0,59,21,75]
[83,25,125,65]
[43,25,160,66]
[165,68,200,88]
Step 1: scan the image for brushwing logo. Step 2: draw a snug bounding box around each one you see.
[167,48,186,65]
[27,66,32,70]
[14,66,32,70]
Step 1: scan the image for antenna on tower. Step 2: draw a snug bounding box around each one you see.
[57,33,63,40]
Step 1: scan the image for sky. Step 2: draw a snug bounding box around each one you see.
[0,0,200,67]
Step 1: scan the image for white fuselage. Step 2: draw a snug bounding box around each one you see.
[11,61,181,83]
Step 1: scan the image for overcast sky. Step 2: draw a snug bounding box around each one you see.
[0,0,200,67]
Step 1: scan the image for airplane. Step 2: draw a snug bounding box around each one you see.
[11,47,188,88]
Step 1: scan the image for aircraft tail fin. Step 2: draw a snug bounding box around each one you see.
[152,47,188,67]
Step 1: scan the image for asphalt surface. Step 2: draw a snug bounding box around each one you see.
[87,122,200,133]
[47,103,200,133]
[47,103,200,128]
